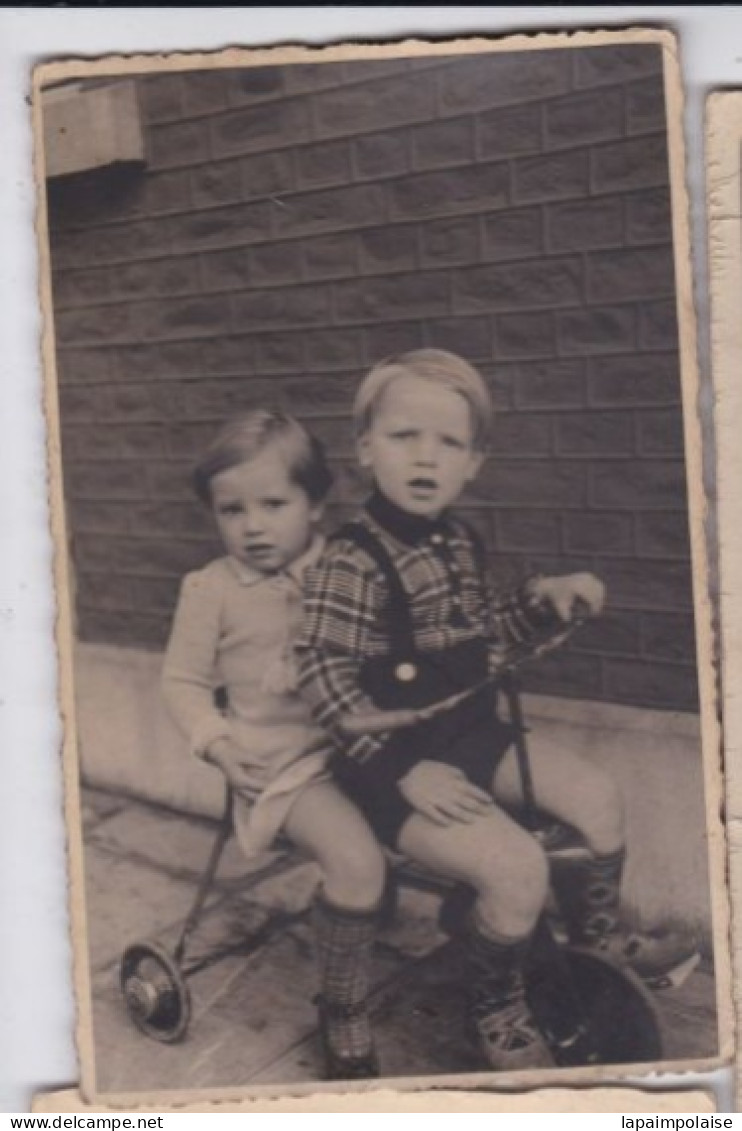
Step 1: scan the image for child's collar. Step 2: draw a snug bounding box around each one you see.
[365,488,452,547]
[225,533,326,587]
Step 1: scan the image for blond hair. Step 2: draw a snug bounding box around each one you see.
[353,349,492,448]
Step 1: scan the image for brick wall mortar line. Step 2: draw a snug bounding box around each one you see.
[472,111,483,163]
[51,194,483,261]
[51,132,668,240]
[436,89,578,120]
[58,383,684,414]
[143,84,299,127]
[632,411,643,457]
[53,234,670,314]
[552,452,643,463]
[47,165,660,240]
[547,414,556,458]
[568,50,579,93]
[587,145,597,197]
[579,249,588,304]
[539,200,550,254]
[80,532,212,547]
[431,66,443,119]
[142,56,657,132]
[347,135,363,183]
[56,337,680,371]
[50,117,672,240]
[621,79,630,136]
[630,511,640,558]
[147,63,467,129]
[303,89,319,147]
[112,265,602,323]
[61,236,628,307]
[194,244,207,292]
[538,99,547,150]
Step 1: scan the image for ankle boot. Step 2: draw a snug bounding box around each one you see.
[312,894,380,1080]
[552,848,699,980]
[461,918,553,1071]
[552,846,626,949]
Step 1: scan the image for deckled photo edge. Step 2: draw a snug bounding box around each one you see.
[31,24,678,86]
[706,90,742,1107]
[30,1084,718,1115]
[32,63,100,1103]
[660,44,734,1059]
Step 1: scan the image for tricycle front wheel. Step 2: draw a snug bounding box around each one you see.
[528,944,662,1067]
[120,940,191,1043]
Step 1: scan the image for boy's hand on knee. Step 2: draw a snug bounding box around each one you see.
[399,760,493,826]
[533,572,606,623]
[205,737,259,797]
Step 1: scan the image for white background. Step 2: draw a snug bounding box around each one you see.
[1,5,740,1115]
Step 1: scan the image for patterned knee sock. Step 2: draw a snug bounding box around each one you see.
[554,847,626,946]
[312,894,379,1062]
[461,915,531,1006]
[460,915,548,1065]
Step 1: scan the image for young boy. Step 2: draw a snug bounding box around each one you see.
[295,349,626,1072]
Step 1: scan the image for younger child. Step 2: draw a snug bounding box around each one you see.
[296,350,627,1072]
[162,410,387,1080]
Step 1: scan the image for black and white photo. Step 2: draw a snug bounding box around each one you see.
[35,31,728,1104]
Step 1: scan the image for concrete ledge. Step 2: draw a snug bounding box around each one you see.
[526,690,701,738]
[72,642,712,936]
[73,642,227,820]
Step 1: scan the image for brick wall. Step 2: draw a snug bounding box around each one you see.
[46,44,699,711]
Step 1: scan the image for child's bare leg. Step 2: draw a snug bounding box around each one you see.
[283,780,385,1079]
[493,744,625,856]
[284,779,386,909]
[397,806,551,1069]
[494,745,626,950]
[397,805,548,939]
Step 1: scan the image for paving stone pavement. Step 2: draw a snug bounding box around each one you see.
[80,787,720,1098]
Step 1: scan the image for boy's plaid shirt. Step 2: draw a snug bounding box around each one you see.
[295,492,546,772]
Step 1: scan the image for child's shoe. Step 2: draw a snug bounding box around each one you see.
[582,928,701,988]
[470,980,554,1071]
[462,919,553,1071]
[551,846,626,948]
[551,849,700,987]
[314,994,380,1080]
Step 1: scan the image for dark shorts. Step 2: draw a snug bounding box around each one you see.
[331,686,515,848]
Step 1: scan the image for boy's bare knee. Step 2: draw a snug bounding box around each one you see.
[323,842,387,905]
[509,837,549,907]
[581,771,625,851]
[476,834,548,918]
[471,834,548,936]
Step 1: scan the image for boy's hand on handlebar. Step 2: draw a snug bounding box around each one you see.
[398,761,493,826]
[205,737,259,797]
[533,572,606,624]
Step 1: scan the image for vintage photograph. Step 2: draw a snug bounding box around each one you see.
[36,32,726,1103]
